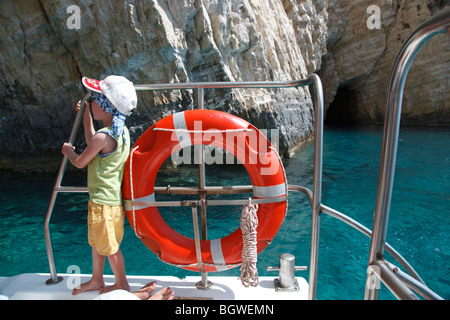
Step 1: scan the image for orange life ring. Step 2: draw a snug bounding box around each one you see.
[122,109,287,272]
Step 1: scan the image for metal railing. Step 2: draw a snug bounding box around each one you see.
[44,9,448,299]
[364,8,449,300]
[43,77,319,288]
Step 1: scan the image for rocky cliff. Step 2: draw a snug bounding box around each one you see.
[321,0,449,125]
[0,0,448,172]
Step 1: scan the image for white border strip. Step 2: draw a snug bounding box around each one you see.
[172,112,192,148]
[210,239,228,271]
[124,193,155,210]
[253,183,287,198]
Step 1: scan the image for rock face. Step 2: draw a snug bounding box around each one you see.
[321,0,450,125]
[0,0,448,171]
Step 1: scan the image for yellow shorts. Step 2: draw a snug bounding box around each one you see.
[88,200,124,256]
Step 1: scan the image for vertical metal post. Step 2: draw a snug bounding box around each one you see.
[197,87,208,240]
[365,10,449,299]
[44,184,64,285]
[44,93,91,285]
[192,202,212,289]
[196,86,210,288]
[308,74,324,300]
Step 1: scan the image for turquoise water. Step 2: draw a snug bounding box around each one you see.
[0,125,448,300]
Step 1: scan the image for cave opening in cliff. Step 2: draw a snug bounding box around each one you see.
[325,86,357,125]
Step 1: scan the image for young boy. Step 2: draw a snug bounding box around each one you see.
[62,75,137,295]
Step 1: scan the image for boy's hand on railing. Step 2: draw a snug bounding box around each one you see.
[61,142,75,156]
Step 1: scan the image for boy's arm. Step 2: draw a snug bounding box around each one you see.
[61,133,112,169]
[79,101,96,145]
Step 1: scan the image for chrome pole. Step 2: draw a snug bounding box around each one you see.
[192,202,212,289]
[197,86,210,288]
[133,79,312,91]
[197,87,208,240]
[44,93,91,285]
[374,260,419,300]
[384,260,443,300]
[308,74,324,300]
[365,9,450,299]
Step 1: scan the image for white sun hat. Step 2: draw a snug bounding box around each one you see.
[82,75,137,116]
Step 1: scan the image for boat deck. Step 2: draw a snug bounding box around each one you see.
[0,273,308,300]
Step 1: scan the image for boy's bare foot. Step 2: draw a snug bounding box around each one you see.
[100,282,131,294]
[148,287,174,300]
[72,279,105,296]
[131,281,156,300]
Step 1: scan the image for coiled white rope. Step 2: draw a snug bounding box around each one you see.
[239,198,259,287]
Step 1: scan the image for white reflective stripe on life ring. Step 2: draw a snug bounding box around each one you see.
[125,193,155,210]
[253,183,287,198]
[173,111,192,148]
[210,238,228,271]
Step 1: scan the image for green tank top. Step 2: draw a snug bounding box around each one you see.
[87,127,130,206]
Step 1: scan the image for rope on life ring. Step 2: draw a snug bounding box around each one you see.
[129,145,143,239]
[239,198,259,287]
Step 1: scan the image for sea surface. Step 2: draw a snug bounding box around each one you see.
[0,125,448,300]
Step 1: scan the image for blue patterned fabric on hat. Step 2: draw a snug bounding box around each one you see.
[91,92,127,144]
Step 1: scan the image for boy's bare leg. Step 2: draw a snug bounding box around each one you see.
[72,247,106,295]
[131,281,157,300]
[148,287,174,300]
[130,282,174,300]
[101,249,130,294]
